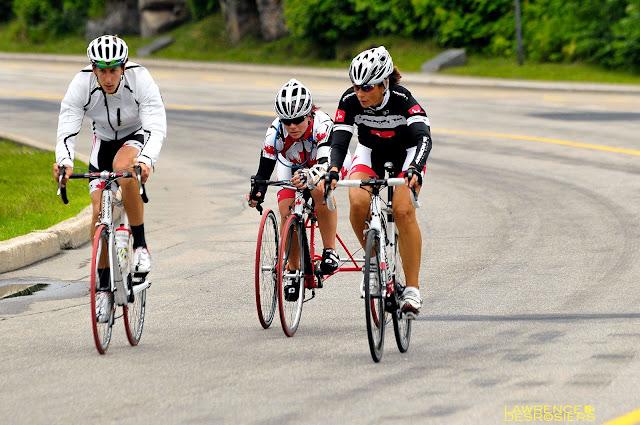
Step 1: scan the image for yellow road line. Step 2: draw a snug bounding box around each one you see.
[438,128,640,157]
[602,408,640,425]
[2,89,638,157]
[166,103,272,117]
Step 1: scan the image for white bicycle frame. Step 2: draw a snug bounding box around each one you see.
[280,184,314,287]
[337,178,405,294]
[97,176,150,307]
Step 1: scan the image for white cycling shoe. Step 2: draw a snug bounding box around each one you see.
[133,247,151,274]
[401,286,422,319]
[360,261,379,299]
[95,291,113,323]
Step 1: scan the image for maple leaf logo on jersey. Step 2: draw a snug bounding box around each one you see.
[316,132,327,141]
[335,109,346,123]
[285,141,306,164]
[408,104,424,115]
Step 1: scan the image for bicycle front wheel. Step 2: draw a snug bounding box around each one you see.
[90,225,114,355]
[364,229,386,362]
[277,214,305,337]
[391,231,411,353]
[254,209,279,329]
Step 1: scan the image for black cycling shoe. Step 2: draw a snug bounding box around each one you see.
[284,279,300,302]
[319,248,339,275]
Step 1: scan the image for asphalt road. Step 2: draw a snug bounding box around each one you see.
[1,59,640,424]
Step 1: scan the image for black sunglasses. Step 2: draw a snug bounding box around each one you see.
[281,116,306,126]
[353,84,376,92]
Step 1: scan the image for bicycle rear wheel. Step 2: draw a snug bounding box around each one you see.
[123,225,146,346]
[364,229,385,362]
[90,225,114,355]
[391,231,411,353]
[254,209,279,329]
[123,279,146,346]
[277,214,305,337]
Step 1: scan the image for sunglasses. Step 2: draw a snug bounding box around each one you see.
[353,84,376,92]
[281,116,306,126]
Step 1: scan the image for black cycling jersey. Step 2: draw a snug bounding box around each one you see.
[329,84,432,175]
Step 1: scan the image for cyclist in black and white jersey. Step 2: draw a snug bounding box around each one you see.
[52,35,166,294]
[248,79,351,274]
[326,46,432,317]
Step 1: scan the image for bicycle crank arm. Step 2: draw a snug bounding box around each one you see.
[132,280,151,295]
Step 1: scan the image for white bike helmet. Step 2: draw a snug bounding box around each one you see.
[87,35,129,68]
[349,46,394,86]
[274,78,313,120]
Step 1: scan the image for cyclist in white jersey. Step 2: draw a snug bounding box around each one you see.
[248,79,351,274]
[52,35,166,296]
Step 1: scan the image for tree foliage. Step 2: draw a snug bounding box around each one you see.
[10,0,105,40]
[188,0,219,20]
[285,0,640,70]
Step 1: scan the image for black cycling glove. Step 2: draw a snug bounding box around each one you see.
[249,176,267,204]
[405,166,423,186]
[325,169,340,187]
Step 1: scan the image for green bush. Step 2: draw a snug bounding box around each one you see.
[285,0,368,58]
[11,0,104,41]
[188,0,219,20]
[603,0,640,71]
[284,0,639,71]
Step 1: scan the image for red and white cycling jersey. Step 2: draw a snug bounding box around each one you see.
[261,110,332,167]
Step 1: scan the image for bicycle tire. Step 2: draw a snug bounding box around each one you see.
[391,231,411,353]
[90,225,114,355]
[254,209,279,329]
[364,229,385,362]
[123,229,146,346]
[277,214,305,337]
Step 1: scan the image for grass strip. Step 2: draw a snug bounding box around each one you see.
[0,139,90,241]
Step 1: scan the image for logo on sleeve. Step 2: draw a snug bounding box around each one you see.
[335,109,346,123]
[408,104,424,115]
[316,132,327,142]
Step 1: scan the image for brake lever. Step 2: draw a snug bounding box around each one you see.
[134,164,149,203]
[57,165,69,204]
[410,187,421,209]
[134,165,143,195]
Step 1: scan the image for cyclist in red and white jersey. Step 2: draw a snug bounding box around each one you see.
[325,46,432,317]
[248,79,351,274]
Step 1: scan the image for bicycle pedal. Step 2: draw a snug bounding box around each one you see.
[400,308,418,320]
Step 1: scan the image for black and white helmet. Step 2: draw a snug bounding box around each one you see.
[274,78,313,120]
[87,35,129,68]
[349,46,394,86]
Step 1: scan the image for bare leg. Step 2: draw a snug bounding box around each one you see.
[392,185,422,289]
[310,186,337,249]
[278,197,299,270]
[112,146,143,226]
[348,171,374,249]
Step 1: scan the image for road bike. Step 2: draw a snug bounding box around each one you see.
[251,177,362,337]
[58,166,150,354]
[332,162,421,362]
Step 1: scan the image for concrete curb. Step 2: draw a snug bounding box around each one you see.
[0,208,92,274]
[1,52,639,95]
[0,133,92,275]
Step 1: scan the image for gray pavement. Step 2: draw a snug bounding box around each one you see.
[1,58,640,424]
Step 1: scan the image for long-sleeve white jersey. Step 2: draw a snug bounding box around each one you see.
[55,62,167,168]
